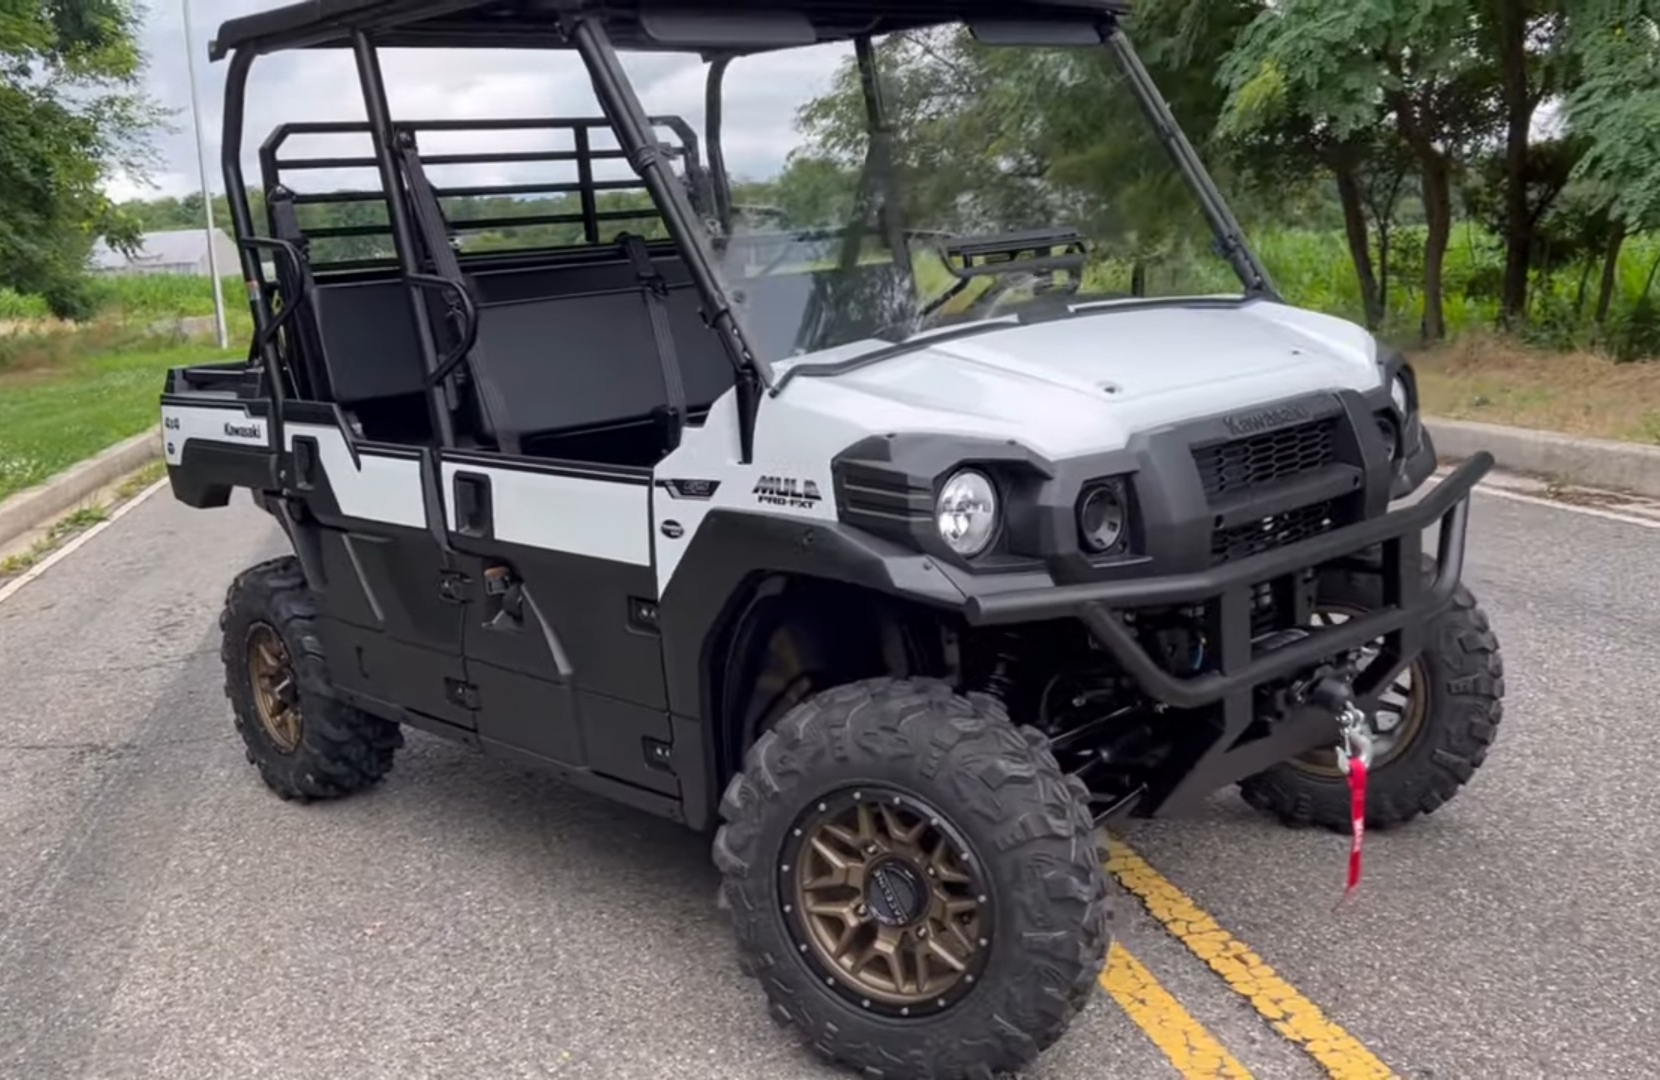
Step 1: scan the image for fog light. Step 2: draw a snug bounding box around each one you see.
[1375,413,1401,461]
[1078,485,1127,553]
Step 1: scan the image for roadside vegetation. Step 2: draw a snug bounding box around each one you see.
[0,287,240,502]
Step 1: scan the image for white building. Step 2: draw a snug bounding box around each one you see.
[89,228,240,276]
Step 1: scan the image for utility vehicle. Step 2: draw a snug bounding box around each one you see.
[161,1,1505,1075]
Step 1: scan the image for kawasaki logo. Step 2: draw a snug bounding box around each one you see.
[753,474,823,510]
[1223,404,1310,437]
[223,421,264,440]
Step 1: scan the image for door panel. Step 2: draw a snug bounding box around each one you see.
[439,452,671,786]
[311,506,474,729]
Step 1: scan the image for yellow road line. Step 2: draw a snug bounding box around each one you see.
[1105,837,1399,1080]
[1101,942,1254,1078]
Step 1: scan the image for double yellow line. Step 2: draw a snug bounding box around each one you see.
[1098,836,1397,1080]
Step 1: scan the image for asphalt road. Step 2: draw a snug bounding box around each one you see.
[1,479,1655,1080]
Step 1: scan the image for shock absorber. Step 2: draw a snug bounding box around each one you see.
[977,630,1022,703]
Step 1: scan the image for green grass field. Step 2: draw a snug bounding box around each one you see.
[0,341,237,503]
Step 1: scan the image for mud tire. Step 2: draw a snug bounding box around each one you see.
[713,677,1110,1080]
[1240,558,1504,830]
[220,555,403,801]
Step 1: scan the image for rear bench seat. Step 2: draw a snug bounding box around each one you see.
[302,244,735,464]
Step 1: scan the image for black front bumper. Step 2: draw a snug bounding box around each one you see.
[964,452,1491,816]
[966,452,1491,706]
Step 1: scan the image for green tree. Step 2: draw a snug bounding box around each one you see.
[0,0,163,316]
[1220,0,1503,342]
[1563,4,1660,237]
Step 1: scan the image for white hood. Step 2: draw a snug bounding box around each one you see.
[763,298,1383,460]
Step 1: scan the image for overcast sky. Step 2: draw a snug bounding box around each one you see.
[111,0,854,202]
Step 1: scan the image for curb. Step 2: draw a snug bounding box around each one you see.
[0,426,163,549]
[1425,417,1660,499]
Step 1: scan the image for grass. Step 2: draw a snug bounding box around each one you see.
[0,339,239,503]
[1412,334,1660,446]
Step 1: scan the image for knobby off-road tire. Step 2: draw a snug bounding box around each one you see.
[713,677,1110,1080]
[1240,557,1504,831]
[221,555,403,801]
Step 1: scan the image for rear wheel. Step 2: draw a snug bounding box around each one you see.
[221,555,403,801]
[1240,558,1504,830]
[713,677,1110,1080]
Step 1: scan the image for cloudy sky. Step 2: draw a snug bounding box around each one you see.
[112,0,854,201]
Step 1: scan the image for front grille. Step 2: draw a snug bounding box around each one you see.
[1194,419,1337,501]
[1211,500,1337,565]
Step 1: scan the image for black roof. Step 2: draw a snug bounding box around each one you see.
[209,0,1130,60]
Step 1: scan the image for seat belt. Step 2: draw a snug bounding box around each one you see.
[618,233,687,452]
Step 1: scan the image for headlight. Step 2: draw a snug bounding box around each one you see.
[936,470,998,557]
[1078,484,1128,553]
[1390,374,1410,415]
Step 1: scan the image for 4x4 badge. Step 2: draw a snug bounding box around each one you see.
[753,475,823,509]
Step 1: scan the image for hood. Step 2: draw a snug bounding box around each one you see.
[772,299,1384,459]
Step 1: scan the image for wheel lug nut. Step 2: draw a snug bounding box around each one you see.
[916,926,929,939]
[855,904,868,918]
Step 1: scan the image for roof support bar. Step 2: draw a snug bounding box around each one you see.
[570,14,767,462]
[219,47,287,461]
[350,29,457,450]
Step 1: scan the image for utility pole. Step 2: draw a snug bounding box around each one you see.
[181,0,229,349]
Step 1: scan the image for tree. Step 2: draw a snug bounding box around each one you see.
[0,0,164,316]
[1562,4,1660,237]
[1472,2,1572,324]
[1220,0,1503,341]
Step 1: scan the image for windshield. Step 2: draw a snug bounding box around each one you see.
[631,27,1257,367]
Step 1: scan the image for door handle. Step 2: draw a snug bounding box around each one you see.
[453,472,493,538]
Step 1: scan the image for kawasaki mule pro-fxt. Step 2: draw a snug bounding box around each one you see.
[160,1,1504,1075]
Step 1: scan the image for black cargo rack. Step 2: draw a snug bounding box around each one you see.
[257,114,711,270]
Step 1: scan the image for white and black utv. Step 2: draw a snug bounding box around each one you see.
[160,1,1503,1075]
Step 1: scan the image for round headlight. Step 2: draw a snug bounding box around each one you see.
[936,470,998,557]
[1390,374,1410,415]
[1078,485,1127,553]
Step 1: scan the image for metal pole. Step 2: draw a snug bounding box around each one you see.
[180,0,229,348]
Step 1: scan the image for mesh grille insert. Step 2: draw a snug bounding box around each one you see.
[1211,500,1338,565]
[1194,419,1337,501]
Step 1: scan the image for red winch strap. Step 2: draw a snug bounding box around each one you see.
[1343,756,1368,900]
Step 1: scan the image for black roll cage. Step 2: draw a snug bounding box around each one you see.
[211,0,1278,471]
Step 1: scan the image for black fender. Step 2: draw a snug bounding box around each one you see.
[657,509,969,831]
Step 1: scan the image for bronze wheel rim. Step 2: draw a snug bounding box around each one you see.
[1289,605,1429,777]
[247,623,302,754]
[782,788,991,1017]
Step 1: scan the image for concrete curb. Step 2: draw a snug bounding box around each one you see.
[0,426,162,549]
[1426,417,1660,499]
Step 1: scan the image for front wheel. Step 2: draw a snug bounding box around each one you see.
[1240,558,1505,830]
[713,677,1110,1080]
